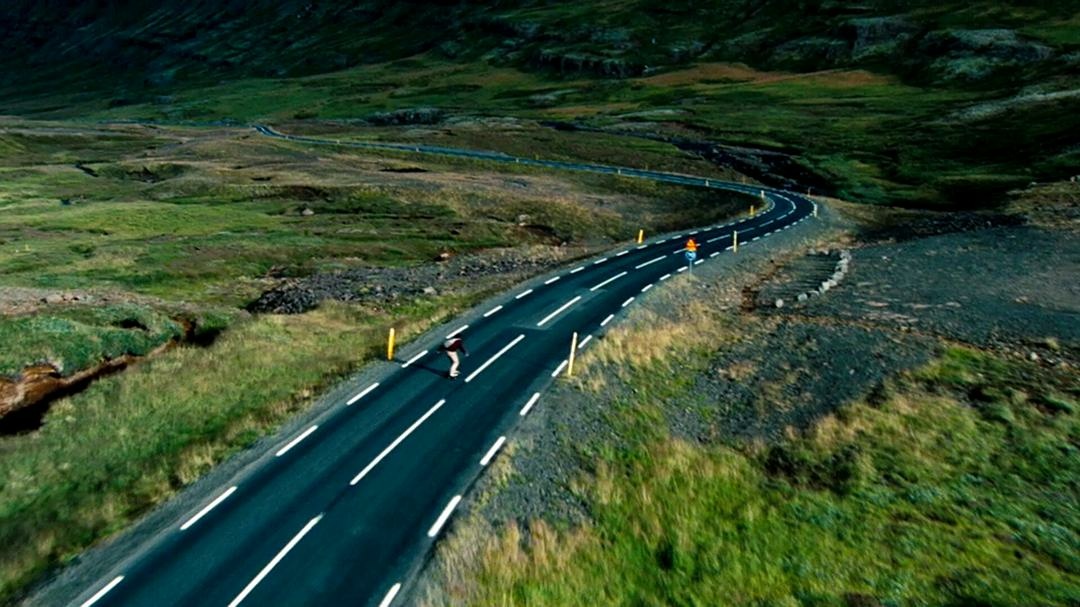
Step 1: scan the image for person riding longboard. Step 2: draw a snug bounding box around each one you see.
[440,337,468,379]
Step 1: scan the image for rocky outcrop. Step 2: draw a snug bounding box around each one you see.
[532,50,645,79]
[365,107,445,126]
[919,29,1054,82]
[841,16,920,60]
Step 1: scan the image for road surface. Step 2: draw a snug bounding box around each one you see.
[69,126,815,607]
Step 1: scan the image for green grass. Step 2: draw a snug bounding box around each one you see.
[432,277,1080,606]
[0,305,187,378]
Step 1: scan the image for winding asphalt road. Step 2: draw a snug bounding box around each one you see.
[69,126,815,607]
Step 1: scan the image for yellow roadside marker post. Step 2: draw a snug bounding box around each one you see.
[637,229,644,244]
[567,332,579,377]
[387,328,396,361]
[733,230,739,253]
[750,204,755,217]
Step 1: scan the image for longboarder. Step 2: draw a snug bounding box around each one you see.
[440,337,469,379]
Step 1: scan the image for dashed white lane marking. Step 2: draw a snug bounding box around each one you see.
[544,276,561,285]
[480,436,507,466]
[688,230,699,235]
[622,297,635,308]
[351,399,447,485]
[466,334,527,382]
[671,248,685,255]
[636,244,648,250]
[427,495,462,538]
[600,313,615,327]
[672,234,684,239]
[551,359,569,377]
[615,250,629,257]
[694,259,704,265]
[378,583,402,607]
[752,236,760,242]
[483,305,503,318]
[641,283,654,293]
[706,235,727,244]
[520,392,541,416]
[515,289,533,300]
[579,334,593,348]
[660,273,672,281]
[347,382,379,406]
[275,425,318,458]
[677,267,687,273]
[181,486,238,530]
[656,238,668,244]
[593,257,609,265]
[228,515,323,607]
[590,271,628,292]
[634,256,665,269]
[80,576,124,607]
[402,350,428,368]
[537,296,582,327]
[570,266,585,274]
[446,325,468,339]
[709,251,720,258]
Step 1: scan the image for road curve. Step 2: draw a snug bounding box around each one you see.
[67,126,816,607]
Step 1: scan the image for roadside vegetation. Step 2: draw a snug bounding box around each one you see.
[428,276,1079,606]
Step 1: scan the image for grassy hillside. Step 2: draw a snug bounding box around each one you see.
[1,0,1078,208]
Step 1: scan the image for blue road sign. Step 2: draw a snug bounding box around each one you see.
[685,250,697,262]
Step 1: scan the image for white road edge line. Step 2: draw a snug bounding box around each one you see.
[677,267,687,273]
[351,399,447,485]
[600,313,615,327]
[551,359,569,377]
[537,296,582,327]
[544,276,561,285]
[79,576,124,607]
[181,486,238,530]
[709,251,720,258]
[636,244,647,250]
[480,436,507,466]
[378,583,402,607]
[402,350,428,368]
[570,266,585,274]
[593,257,609,265]
[634,256,665,269]
[427,495,462,538]
[465,334,526,383]
[520,392,541,416]
[590,271,628,292]
[641,284,653,293]
[515,289,533,300]
[579,334,593,348]
[347,382,379,406]
[615,250,629,257]
[275,426,319,458]
[622,297,635,308]
[227,515,323,607]
[694,259,704,265]
[483,305,503,318]
[660,273,672,281]
[446,325,468,339]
